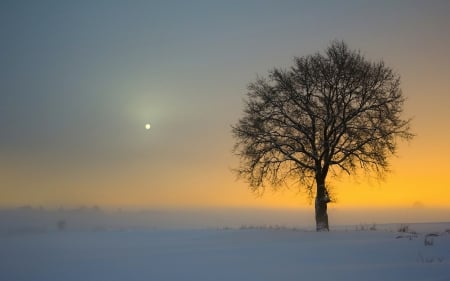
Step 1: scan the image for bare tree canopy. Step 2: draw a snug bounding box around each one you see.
[232,41,413,231]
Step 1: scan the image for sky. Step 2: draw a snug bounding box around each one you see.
[1,0,450,211]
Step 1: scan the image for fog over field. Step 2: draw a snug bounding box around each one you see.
[2,206,450,232]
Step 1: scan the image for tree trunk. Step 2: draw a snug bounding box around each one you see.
[315,180,330,231]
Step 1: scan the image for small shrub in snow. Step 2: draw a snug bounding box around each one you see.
[57,219,66,231]
[398,224,409,233]
[355,224,377,231]
[395,224,418,239]
[238,224,298,231]
[417,252,445,263]
[424,236,434,246]
[424,233,439,246]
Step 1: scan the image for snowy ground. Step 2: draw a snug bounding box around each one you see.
[1,224,449,281]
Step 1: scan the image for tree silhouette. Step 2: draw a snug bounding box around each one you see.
[232,41,413,231]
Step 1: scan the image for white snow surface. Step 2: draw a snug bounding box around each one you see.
[1,225,449,281]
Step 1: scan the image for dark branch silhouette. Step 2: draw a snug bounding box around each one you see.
[232,40,414,231]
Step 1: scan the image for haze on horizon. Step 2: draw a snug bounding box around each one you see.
[1,1,449,218]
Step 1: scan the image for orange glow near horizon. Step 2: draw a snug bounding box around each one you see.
[2,139,449,210]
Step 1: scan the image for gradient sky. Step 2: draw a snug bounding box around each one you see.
[1,0,449,209]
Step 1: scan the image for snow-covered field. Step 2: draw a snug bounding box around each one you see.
[1,224,449,281]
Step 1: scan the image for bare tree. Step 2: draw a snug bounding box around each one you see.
[232,41,413,231]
